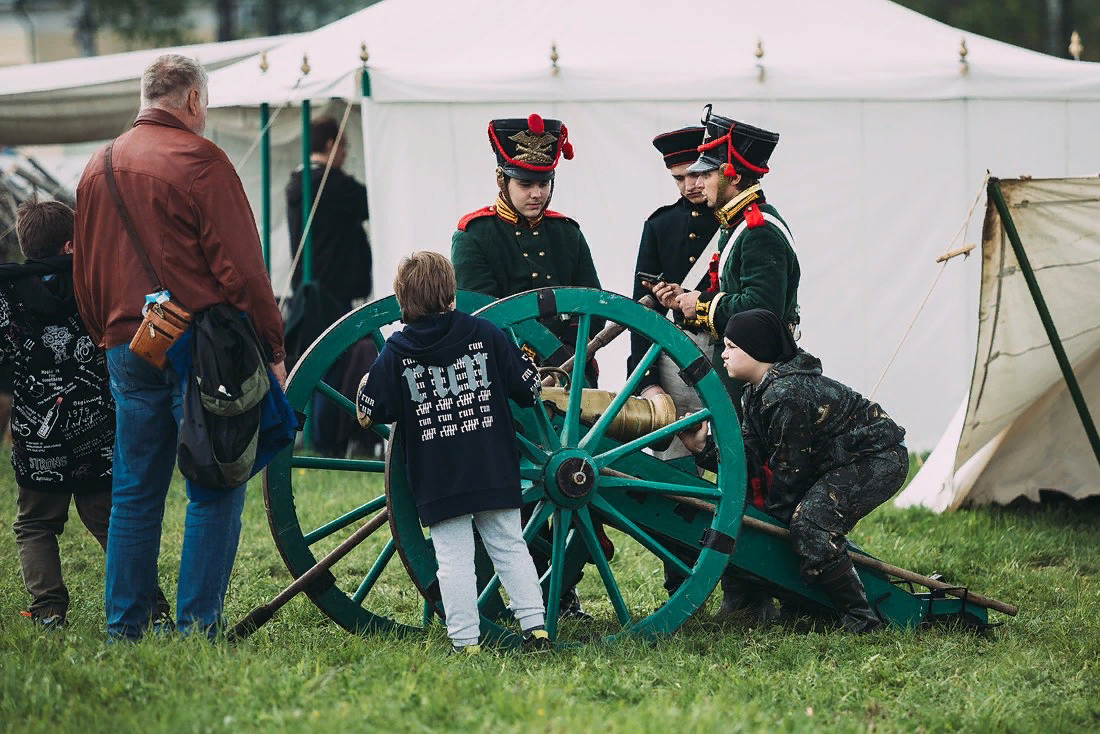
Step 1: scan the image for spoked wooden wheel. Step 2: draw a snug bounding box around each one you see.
[388,287,746,646]
[262,292,491,635]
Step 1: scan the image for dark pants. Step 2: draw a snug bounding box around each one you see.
[789,445,908,581]
[14,486,111,618]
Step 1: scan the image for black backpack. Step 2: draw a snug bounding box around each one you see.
[177,305,269,490]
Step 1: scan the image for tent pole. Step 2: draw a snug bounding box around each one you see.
[987,177,1100,471]
[260,101,271,273]
[300,99,313,285]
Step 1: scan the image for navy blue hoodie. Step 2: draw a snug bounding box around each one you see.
[356,310,540,525]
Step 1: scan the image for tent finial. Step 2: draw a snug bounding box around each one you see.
[301,53,311,76]
[550,42,560,76]
[1069,31,1083,61]
[259,51,269,74]
[755,38,765,82]
[958,38,969,75]
[360,42,369,64]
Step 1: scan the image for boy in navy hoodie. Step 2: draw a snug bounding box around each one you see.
[356,251,549,653]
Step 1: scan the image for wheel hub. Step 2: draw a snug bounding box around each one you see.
[543,449,599,507]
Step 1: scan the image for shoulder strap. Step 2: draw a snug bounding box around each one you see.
[103,141,163,293]
[717,212,794,278]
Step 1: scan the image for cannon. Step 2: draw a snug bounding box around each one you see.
[248,287,1013,646]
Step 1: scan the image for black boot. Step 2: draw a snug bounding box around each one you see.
[715,572,777,624]
[816,558,883,633]
[558,586,592,621]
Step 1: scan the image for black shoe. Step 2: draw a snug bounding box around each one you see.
[557,588,593,621]
[816,558,883,634]
[714,574,778,625]
[30,612,67,630]
[522,626,552,653]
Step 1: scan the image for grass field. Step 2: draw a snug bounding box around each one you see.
[2,446,1099,734]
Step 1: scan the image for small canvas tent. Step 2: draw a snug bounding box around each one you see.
[206,0,1100,449]
[896,176,1100,510]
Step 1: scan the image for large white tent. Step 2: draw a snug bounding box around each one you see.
[0,35,293,146]
[896,176,1100,509]
[206,0,1100,449]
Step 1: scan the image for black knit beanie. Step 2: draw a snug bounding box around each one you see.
[723,309,797,363]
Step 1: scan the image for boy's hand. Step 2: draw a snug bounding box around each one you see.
[678,420,709,454]
[270,361,287,390]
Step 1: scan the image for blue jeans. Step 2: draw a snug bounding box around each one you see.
[105,345,247,641]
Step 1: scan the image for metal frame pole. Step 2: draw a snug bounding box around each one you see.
[260,101,271,273]
[300,99,313,285]
[987,177,1100,471]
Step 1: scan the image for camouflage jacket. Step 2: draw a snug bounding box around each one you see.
[740,350,906,522]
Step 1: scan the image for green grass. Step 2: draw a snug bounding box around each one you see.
[2,445,1099,734]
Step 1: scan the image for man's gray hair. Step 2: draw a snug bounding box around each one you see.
[141,54,208,108]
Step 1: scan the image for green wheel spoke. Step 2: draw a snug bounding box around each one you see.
[594,409,711,468]
[529,535,552,557]
[522,484,546,504]
[370,329,386,352]
[545,508,572,640]
[531,397,562,451]
[561,314,592,447]
[515,431,550,463]
[302,494,387,545]
[579,343,663,452]
[599,475,722,501]
[519,465,543,481]
[351,538,397,605]
[574,507,630,627]
[292,456,385,473]
[476,573,503,611]
[316,379,390,440]
[522,501,553,543]
[590,496,692,578]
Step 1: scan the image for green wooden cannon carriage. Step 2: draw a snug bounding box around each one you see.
[258,287,1011,647]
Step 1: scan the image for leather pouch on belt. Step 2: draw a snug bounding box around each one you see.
[129,300,192,369]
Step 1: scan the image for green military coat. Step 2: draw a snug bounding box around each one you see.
[451,207,601,298]
[698,200,800,340]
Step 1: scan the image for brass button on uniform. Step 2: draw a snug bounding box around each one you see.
[533,231,540,236]
[515,230,522,236]
[523,252,529,257]
[688,233,697,240]
[532,272,539,277]
[689,256,696,263]
[691,210,700,217]
[538,251,545,256]
[545,274,552,280]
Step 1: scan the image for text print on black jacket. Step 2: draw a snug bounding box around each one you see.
[356,310,540,526]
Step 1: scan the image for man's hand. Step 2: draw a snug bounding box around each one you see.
[270,361,287,390]
[646,280,684,310]
[676,290,700,320]
[639,385,669,400]
[678,420,709,454]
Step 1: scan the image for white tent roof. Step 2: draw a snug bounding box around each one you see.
[896,176,1100,509]
[209,0,1100,107]
[0,35,294,145]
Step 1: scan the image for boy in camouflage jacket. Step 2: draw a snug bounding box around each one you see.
[685,309,907,632]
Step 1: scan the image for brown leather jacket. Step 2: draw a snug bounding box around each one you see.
[73,109,285,363]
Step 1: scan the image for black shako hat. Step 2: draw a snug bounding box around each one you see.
[687,104,779,177]
[652,126,706,168]
[724,308,797,363]
[488,114,574,182]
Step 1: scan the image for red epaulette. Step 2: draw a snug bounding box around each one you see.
[542,210,579,226]
[744,203,765,229]
[456,207,495,231]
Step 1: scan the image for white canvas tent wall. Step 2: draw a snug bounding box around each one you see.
[216,0,1100,446]
[896,176,1100,510]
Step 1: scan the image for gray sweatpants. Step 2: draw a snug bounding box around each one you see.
[430,508,546,647]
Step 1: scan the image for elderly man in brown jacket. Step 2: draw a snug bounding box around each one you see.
[73,54,286,641]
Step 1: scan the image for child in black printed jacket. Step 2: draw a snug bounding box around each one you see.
[356,251,549,653]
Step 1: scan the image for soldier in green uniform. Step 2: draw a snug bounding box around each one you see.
[650,107,801,623]
[451,113,603,619]
[650,106,799,355]
[451,114,600,301]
